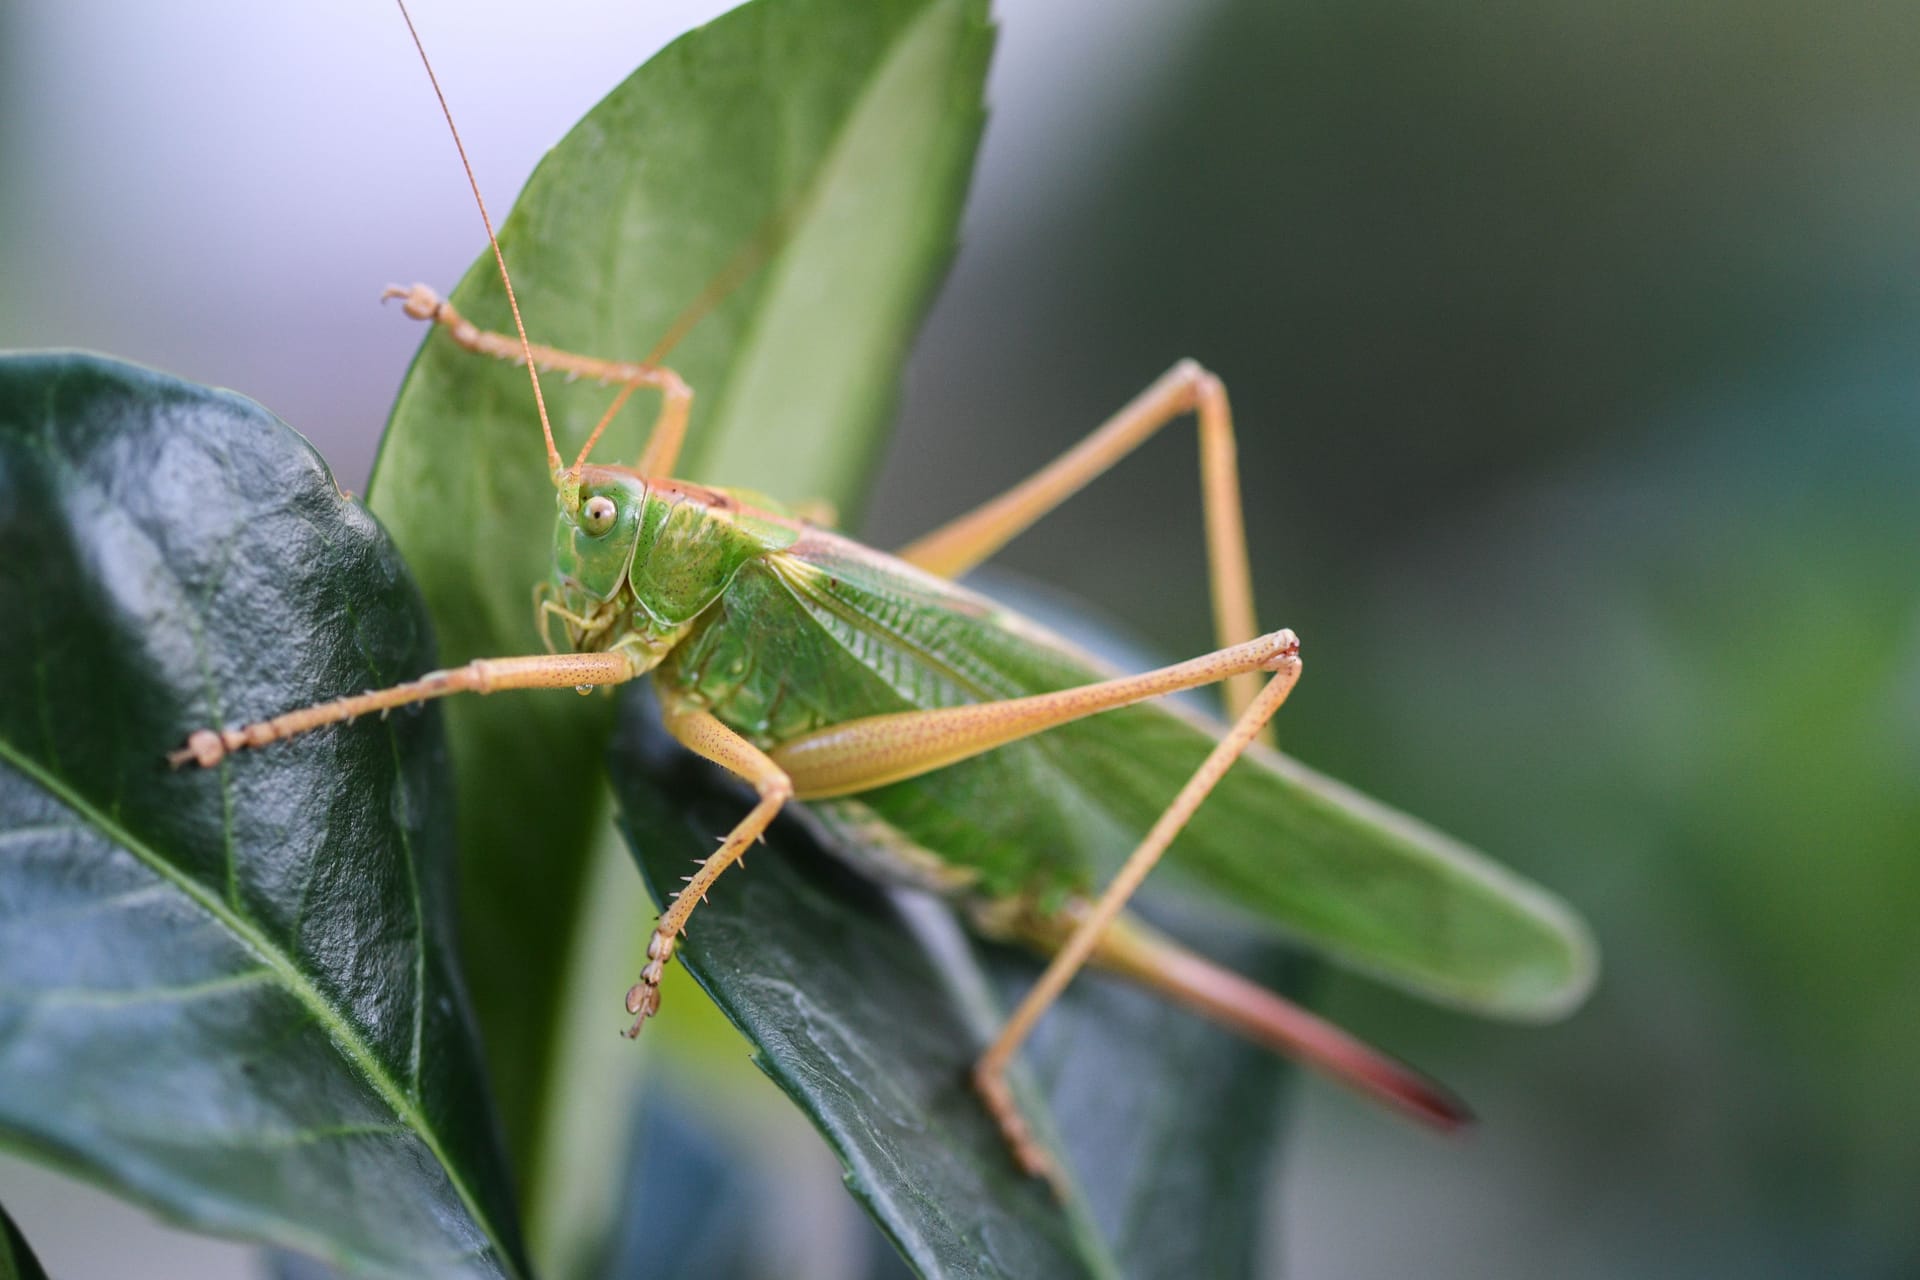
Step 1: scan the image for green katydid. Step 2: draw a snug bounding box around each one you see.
[172,0,1595,1187]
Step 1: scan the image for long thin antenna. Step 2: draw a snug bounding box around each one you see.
[394,0,564,481]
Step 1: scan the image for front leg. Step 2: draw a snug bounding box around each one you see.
[385,283,694,476]
[625,706,793,1034]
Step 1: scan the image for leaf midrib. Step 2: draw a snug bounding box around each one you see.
[693,0,969,491]
[0,735,523,1280]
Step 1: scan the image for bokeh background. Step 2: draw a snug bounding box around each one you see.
[3,0,1917,1276]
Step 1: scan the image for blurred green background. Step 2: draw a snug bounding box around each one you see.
[3,0,1916,1276]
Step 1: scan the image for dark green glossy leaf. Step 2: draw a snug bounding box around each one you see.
[0,1198,49,1280]
[0,354,525,1278]
[365,0,994,1225]
[610,683,1298,1279]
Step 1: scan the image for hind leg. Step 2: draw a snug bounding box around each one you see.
[896,361,1267,728]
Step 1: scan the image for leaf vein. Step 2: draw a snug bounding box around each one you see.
[0,737,520,1278]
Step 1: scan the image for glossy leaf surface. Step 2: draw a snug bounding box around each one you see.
[0,354,524,1278]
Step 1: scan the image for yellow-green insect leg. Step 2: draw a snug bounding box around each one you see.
[384,282,693,476]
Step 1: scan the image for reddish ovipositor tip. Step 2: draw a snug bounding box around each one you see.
[1346,1048,1475,1133]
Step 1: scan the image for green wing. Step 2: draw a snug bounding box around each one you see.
[675,531,1596,1022]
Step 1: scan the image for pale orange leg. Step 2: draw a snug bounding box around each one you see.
[168,651,639,769]
[625,706,793,1034]
[971,653,1302,1185]
[895,361,1265,728]
[385,283,694,476]
[769,629,1300,799]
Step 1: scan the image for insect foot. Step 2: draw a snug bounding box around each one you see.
[168,728,235,770]
[380,282,445,322]
[623,929,675,1037]
[167,713,306,769]
[1259,628,1302,670]
[971,1061,1065,1196]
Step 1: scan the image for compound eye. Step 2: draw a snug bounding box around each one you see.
[582,494,618,535]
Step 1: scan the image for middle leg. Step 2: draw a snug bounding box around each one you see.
[624,705,793,1035]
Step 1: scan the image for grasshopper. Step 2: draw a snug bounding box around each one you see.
[173,0,1592,1187]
